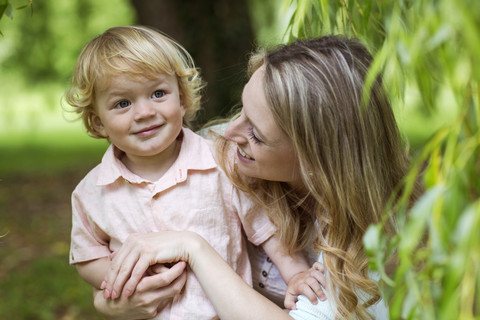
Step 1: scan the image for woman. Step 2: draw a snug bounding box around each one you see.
[98,35,421,319]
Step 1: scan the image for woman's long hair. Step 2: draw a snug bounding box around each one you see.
[218,35,421,319]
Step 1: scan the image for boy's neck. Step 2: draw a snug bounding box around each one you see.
[120,139,182,182]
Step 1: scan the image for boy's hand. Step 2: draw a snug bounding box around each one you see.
[94,262,187,319]
[284,262,327,310]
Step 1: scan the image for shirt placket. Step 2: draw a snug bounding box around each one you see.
[258,256,274,289]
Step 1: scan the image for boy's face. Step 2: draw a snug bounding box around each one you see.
[92,73,185,160]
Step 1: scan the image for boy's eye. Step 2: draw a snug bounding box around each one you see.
[115,100,131,109]
[152,90,165,99]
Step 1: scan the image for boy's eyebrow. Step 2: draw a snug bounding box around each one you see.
[102,88,127,100]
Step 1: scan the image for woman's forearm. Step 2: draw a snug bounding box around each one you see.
[102,231,293,319]
[186,233,292,320]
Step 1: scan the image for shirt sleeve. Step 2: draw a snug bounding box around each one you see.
[69,183,111,265]
[231,186,276,246]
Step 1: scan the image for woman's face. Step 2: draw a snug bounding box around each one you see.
[225,67,302,187]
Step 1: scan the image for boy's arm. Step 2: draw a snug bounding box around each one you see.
[260,235,309,284]
[261,236,326,310]
[76,256,111,289]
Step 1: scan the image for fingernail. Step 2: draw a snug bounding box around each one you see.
[111,290,118,299]
[103,289,110,299]
[100,280,106,290]
[124,289,131,297]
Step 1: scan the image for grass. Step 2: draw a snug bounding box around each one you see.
[0,125,107,319]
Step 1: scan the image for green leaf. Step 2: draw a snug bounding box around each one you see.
[364,224,381,253]
[0,1,8,19]
[399,185,445,255]
[4,2,13,19]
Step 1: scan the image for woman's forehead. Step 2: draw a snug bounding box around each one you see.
[242,67,290,146]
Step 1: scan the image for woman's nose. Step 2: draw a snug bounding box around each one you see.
[225,115,248,144]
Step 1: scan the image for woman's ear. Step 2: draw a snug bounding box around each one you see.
[90,112,108,138]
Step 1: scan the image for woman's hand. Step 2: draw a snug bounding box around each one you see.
[284,262,326,310]
[94,261,187,319]
[102,231,196,300]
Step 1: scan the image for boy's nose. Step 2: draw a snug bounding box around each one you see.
[134,100,156,120]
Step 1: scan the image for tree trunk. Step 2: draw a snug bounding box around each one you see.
[130,0,255,128]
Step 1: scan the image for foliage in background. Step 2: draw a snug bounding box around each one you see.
[0,1,132,318]
[284,0,479,319]
[0,0,31,35]
[0,0,134,84]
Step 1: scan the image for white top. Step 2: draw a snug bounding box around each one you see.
[289,253,389,320]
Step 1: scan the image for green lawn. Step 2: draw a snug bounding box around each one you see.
[0,128,107,319]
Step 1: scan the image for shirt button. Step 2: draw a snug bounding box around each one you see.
[266,257,272,263]
[259,282,265,288]
[262,270,268,277]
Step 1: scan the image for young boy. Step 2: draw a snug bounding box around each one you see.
[66,26,314,319]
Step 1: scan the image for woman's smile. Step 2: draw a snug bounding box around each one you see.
[237,147,254,161]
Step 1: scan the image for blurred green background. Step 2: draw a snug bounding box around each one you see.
[0,0,458,319]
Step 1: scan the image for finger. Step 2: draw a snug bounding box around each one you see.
[284,293,297,310]
[117,254,152,298]
[173,268,187,295]
[105,241,142,299]
[150,263,169,274]
[309,270,327,290]
[136,261,187,292]
[312,262,325,273]
[305,277,326,301]
[299,284,318,304]
[103,249,133,299]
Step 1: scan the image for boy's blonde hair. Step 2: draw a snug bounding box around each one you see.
[65,25,204,138]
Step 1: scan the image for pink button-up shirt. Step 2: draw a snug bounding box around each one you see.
[69,128,275,319]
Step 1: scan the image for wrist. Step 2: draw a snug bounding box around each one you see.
[181,231,209,270]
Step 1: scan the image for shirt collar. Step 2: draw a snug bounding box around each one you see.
[96,128,218,186]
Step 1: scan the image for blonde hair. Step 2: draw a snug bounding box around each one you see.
[64,25,204,138]
[219,36,420,319]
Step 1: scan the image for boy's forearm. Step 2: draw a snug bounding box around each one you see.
[76,256,111,289]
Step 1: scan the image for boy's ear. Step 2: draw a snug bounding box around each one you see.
[90,113,108,138]
[179,94,186,117]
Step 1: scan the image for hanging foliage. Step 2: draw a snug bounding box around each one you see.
[283,0,480,319]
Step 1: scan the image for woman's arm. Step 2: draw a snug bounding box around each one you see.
[103,231,293,320]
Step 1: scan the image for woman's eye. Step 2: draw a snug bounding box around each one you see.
[248,128,262,144]
[115,100,131,109]
[152,90,165,99]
